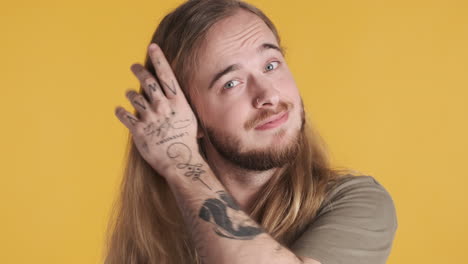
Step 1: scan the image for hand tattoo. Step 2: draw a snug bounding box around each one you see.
[138,114,194,153]
[154,114,193,139]
[160,79,177,95]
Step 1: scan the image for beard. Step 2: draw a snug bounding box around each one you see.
[203,102,305,171]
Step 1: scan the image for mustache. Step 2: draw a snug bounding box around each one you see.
[244,101,293,130]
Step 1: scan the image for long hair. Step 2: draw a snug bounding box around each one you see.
[104,0,352,263]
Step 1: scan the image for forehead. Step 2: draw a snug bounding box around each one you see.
[197,9,279,69]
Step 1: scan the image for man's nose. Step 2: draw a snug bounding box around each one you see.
[251,75,280,109]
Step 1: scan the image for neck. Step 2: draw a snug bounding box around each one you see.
[202,144,282,212]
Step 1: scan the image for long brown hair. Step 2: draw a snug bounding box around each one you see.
[104,1,352,263]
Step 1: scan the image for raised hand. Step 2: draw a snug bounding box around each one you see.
[114,43,200,178]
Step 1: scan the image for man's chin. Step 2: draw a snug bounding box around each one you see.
[235,148,299,171]
[206,127,302,171]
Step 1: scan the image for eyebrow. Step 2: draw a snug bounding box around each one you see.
[208,43,283,89]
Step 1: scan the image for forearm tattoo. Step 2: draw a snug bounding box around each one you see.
[199,191,264,240]
[167,142,211,190]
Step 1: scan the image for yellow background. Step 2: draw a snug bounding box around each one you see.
[1,0,467,263]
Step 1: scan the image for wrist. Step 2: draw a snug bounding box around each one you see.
[164,154,210,186]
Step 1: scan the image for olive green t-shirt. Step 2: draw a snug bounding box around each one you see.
[290,175,398,264]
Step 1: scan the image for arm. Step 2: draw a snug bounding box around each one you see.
[164,153,320,264]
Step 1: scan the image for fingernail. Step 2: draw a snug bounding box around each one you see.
[130,63,139,72]
[149,43,157,51]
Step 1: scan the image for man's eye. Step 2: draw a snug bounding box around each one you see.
[223,80,240,90]
[265,61,280,72]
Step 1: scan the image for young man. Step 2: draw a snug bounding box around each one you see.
[108,0,397,263]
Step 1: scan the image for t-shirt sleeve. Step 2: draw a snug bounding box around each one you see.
[290,175,398,264]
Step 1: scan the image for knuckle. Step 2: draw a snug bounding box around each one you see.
[133,124,145,136]
[156,102,170,113]
[145,80,159,91]
[158,72,171,82]
[149,80,160,89]
[134,93,144,100]
[144,77,155,86]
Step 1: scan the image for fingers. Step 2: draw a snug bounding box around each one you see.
[130,64,163,104]
[114,106,139,130]
[118,43,183,131]
[147,43,180,99]
[127,89,152,115]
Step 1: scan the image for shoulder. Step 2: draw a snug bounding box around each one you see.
[291,174,398,264]
[321,174,397,220]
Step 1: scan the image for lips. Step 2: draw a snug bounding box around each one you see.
[254,111,289,130]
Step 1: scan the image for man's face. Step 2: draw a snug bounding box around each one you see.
[189,10,304,170]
